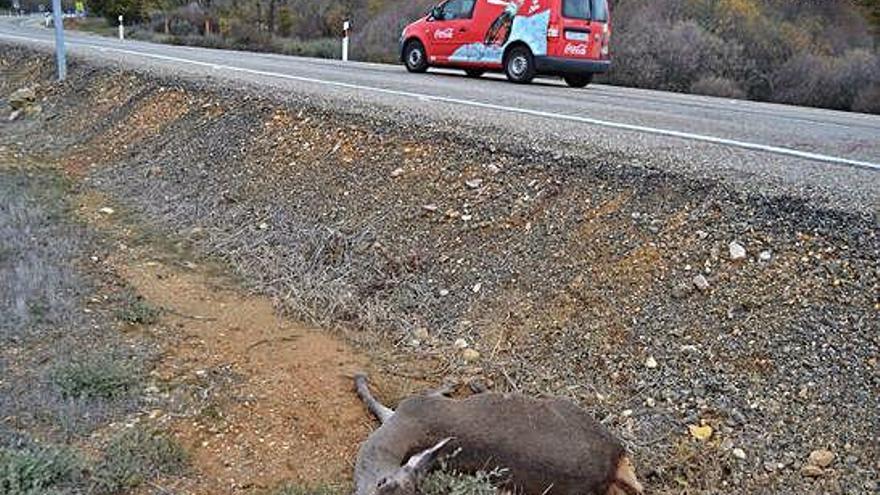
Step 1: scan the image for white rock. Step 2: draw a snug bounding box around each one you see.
[759,250,773,262]
[808,449,835,468]
[439,289,450,297]
[693,274,710,291]
[258,222,269,230]
[462,348,480,362]
[472,283,482,293]
[390,167,405,177]
[465,178,483,189]
[98,207,115,215]
[453,338,469,349]
[733,448,747,460]
[644,356,658,369]
[729,241,747,261]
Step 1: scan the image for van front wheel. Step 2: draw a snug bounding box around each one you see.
[564,74,594,88]
[404,40,429,73]
[504,46,535,84]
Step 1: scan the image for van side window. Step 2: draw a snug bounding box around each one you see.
[563,0,590,20]
[439,0,477,20]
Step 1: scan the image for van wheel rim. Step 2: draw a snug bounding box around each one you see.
[509,55,528,77]
[408,48,423,66]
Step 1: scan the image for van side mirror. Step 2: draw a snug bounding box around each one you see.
[430,6,443,21]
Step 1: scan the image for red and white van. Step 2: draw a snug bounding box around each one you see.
[400,0,611,87]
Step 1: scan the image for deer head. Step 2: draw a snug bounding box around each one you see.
[369,438,452,495]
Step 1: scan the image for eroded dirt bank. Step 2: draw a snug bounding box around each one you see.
[2,46,878,494]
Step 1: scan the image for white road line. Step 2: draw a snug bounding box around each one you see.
[2,30,879,172]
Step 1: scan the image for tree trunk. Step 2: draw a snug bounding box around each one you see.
[268,0,276,35]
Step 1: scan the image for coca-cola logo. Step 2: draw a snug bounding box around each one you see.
[564,44,587,56]
[434,28,454,39]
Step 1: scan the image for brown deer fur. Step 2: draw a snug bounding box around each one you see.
[353,374,643,495]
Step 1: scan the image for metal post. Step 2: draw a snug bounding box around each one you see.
[342,20,350,62]
[118,15,124,40]
[51,0,66,80]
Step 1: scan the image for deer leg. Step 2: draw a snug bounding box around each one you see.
[606,456,643,495]
[354,374,394,424]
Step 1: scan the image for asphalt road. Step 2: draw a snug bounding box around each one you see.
[1,15,878,212]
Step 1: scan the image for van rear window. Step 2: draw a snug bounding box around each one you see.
[592,0,608,22]
[563,0,590,20]
[563,0,608,21]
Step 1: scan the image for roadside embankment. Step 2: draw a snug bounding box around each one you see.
[1,45,878,494]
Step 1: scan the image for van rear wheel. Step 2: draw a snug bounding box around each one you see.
[504,46,536,84]
[564,74,594,88]
[404,40,429,73]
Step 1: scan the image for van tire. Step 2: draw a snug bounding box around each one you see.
[564,74,593,88]
[404,40,429,73]
[465,69,485,78]
[504,46,536,84]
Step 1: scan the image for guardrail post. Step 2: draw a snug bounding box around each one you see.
[118,15,124,40]
[342,20,350,61]
[51,0,66,80]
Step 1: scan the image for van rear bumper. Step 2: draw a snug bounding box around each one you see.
[535,57,611,75]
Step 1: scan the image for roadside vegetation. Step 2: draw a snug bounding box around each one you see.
[0,167,186,494]
[27,0,880,113]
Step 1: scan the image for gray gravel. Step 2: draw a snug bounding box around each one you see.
[1,46,878,495]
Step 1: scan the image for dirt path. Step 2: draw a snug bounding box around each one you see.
[77,192,379,494]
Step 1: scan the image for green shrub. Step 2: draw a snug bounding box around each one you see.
[272,483,346,495]
[116,298,160,325]
[421,467,505,495]
[91,428,186,494]
[0,446,81,495]
[52,356,140,400]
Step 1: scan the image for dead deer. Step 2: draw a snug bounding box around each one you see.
[353,374,643,495]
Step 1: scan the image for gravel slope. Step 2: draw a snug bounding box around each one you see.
[1,46,878,495]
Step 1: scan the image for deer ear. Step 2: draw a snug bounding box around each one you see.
[404,437,453,475]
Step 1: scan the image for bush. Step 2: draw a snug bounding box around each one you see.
[772,49,880,110]
[0,446,81,495]
[421,467,504,495]
[51,355,140,400]
[168,18,195,37]
[690,76,746,99]
[274,37,341,59]
[91,428,186,494]
[273,484,345,495]
[607,17,745,92]
[116,298,160,325]
[853,83,880,114]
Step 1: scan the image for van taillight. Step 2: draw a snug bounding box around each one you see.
[600,24,610,57]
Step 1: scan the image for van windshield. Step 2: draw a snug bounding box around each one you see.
[562,0,590,20]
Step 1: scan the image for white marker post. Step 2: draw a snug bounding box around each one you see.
[342,20,350,62]
[51,0,66,80]
[118,15,124,40]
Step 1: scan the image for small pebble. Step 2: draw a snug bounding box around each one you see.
[462,348,480,362]
[644,356,658,369]
[729,240,747,261]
